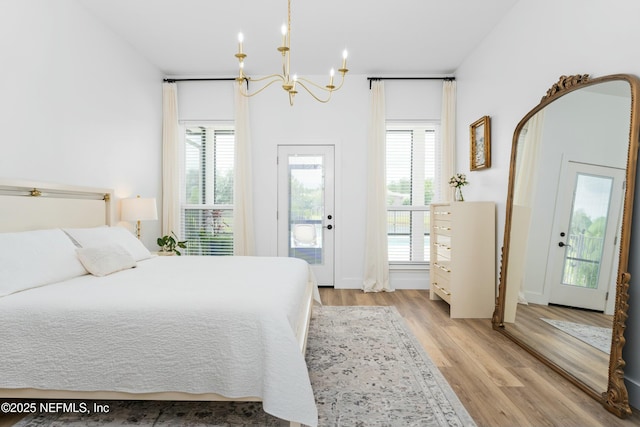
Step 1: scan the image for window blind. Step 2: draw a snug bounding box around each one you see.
[386,124,439,263]
[182,125,235,256]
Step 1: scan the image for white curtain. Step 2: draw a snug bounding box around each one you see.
[439,80,457,202]
[514,110,545,207]
[511,109,545,308]
[161,82,182,237]
[233,82,255,256]
[363,81,392,292]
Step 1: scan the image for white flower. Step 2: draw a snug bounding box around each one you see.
[448,173,469,188]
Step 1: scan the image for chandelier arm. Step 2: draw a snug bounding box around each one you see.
[238,75,286,98]
[296,73,347,93]
[296,76,332,93]
[246,73,286,83]
[295,80,333,103]
[332,72,347,91]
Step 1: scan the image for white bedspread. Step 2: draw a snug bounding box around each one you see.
[0,256,319,426]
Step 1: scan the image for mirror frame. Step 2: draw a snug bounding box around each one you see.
[492,73,640,418]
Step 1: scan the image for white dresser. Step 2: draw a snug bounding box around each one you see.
[429,201,496,318]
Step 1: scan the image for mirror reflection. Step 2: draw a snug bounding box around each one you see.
[500,79,631,394]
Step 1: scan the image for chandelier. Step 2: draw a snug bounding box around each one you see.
[234,0,349,106]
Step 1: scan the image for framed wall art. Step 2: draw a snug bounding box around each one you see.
[470,115,491,170]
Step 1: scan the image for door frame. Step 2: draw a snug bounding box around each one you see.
[547,159,625,312]
[276,144,336,286]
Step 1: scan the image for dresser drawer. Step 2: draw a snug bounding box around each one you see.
[431,268,451,293]
[431,270,451,304]
[432,222,452,236]
[432,259,452,275]
[431,205,452,219]
[432,286,451,304]
[433,235,451,259]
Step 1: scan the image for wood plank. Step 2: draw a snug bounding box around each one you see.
[504,302,610,392]
[445,324,524,388]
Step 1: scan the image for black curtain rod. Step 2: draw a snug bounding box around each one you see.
[163,78,237,83]
[164,77,250,89]
[367,76,454,89]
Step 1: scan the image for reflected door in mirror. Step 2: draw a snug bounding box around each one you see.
[548,161,625,311]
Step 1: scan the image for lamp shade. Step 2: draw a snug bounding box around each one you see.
[121,197,158,222]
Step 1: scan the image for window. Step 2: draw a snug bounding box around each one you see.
[386,123,440,264]
[182,125,234,255]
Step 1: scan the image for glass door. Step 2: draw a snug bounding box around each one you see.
[549,161,625,311]
[277,145,335,286]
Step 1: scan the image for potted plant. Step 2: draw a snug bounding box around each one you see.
[157,231,187,256]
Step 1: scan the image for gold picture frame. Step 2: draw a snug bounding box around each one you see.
[470,115,491,170]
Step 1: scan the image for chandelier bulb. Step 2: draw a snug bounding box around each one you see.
[238,33,244,54]
[281,24,287,48]
[338,49,349,74]
[327,68,335,89]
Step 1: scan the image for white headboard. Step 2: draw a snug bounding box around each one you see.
[0,180,113,233]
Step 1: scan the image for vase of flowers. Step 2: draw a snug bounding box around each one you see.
[449,173,469,201]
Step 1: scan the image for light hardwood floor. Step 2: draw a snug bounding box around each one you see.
[319,289,640,427]
[504,302,612,393]
[1,288,639,427]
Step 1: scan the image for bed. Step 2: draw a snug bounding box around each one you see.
[0,180,319,427]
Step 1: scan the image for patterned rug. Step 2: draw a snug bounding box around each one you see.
[14,306,475,427]
[541,318,612,354]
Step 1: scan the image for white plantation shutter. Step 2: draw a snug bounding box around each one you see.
[386,124,439,264]
[182,125,235,256]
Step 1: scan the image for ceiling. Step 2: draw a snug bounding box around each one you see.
[76,0,519,78]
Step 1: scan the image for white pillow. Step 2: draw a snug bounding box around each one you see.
[0,229,88,297]
[63,226,152,261]
[76,244,136,277]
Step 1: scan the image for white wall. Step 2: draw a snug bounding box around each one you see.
[455,0,640,408]
[177,77,442,289]
[0,0,164,249]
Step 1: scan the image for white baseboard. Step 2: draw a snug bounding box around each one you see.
[333,271,429,290]
[333,278,362,289]
[626,376,640,409]
[390,269,429,290]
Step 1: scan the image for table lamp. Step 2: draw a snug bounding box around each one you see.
[121,195,158,239]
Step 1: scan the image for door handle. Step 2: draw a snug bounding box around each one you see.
[558,241,571,248]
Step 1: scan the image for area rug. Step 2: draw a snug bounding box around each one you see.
[14,306,476,427]
[541,317,612,354]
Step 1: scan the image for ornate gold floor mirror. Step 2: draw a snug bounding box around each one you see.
[492,73,640,418]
